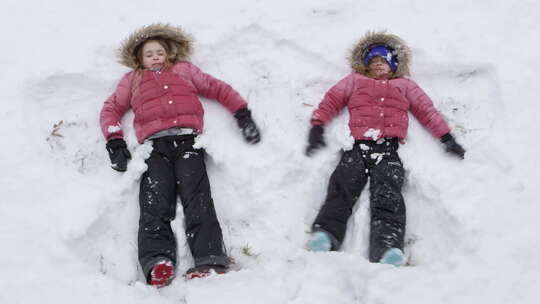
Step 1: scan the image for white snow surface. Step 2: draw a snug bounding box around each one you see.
[1,0,539,303]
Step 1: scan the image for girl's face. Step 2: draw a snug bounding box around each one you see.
[367,56,392,78]
[141,41,167,69]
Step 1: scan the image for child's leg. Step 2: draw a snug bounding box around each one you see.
[368,151,406,262]
[174,138,228,268]
[312,147,368,250]
[138,139,178,280]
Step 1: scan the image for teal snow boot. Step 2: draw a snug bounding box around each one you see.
[379,248,406,266]
[307,231,332,252]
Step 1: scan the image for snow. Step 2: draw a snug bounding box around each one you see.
[363,128,382,140]
[370,152,384,165]
[108,125,122,133]
[1,0,540,303]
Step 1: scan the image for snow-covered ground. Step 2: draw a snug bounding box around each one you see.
[1,0,539,303]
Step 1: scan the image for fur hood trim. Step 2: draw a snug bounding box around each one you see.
[349,31,411,78]
[118,23,193,69]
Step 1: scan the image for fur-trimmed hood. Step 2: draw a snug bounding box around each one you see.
[118,23,193,69]
[349,31,411,78]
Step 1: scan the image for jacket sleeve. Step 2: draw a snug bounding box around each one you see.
[310,74,355,125]
[405,79,450,138]
[187,62,247,113]
[99,73,133,141]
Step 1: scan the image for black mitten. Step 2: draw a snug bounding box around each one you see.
[440,133,465,159]
[234,108,261,144]
[106,138,132,172]
[305,125,326,157]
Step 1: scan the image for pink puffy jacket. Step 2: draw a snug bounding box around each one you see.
[311,73,450,141]
[100,62,247,143]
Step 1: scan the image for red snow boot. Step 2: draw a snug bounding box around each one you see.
[185,265,227,280]
[149,260,175,287]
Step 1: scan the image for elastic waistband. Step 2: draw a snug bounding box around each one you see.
[147,127,197,140]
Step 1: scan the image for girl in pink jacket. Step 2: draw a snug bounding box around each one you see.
[305,31,464,266]
[99,24,261,287]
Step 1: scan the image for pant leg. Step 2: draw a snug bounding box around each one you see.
[174,138,228,267]
[138,142,178,279]
[368,151,406,262]
[312,147,368,249]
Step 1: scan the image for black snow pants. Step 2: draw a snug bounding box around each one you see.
[138,135,228,279]
[312,138,406,262]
